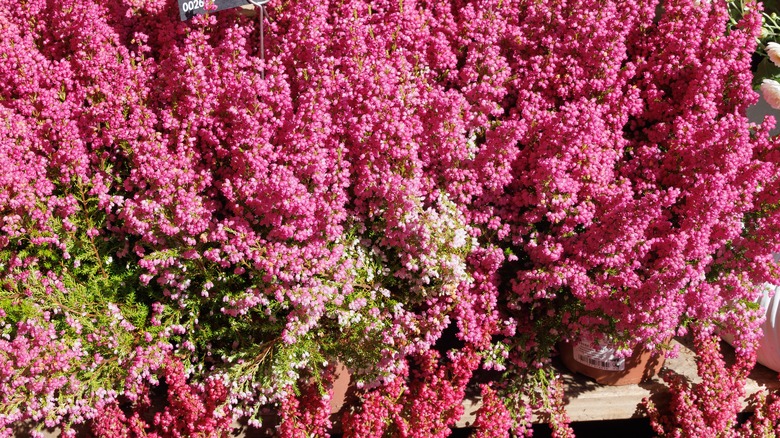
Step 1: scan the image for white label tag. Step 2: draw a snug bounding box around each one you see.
[573,340,625,371]
[177,0,250,21]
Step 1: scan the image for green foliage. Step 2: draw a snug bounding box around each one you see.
[0,165,479,428]
[729,0,780,87]
[0,181,171,412]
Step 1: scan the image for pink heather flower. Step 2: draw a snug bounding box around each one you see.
[761,79,780,109]
[1,0,779,434]
[645,326,754,436]
[472,385,512,438]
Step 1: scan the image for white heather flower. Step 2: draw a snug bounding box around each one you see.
[768,42,780,67]
[451,228,467,249]
[761,79,780,110]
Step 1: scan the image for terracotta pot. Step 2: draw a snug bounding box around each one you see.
[558,339,666,386]
[329,361,352,414]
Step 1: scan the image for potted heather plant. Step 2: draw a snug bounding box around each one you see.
[4,0,780,437]
[720,0,780,375]
[0,0,502,434]
[477,0,780,393]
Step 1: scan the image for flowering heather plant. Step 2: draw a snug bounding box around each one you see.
[645,326,752,437]
[91,356,233,437]
[341,348,479,437]
[737,386,780,436]
[2,0,780,436]
[646,325,780,437]
[495,0,778,353]
[0,0,497,432]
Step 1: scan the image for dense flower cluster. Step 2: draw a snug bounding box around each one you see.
[645,327,752,436]
[1,0,780,436]
[91,356,233,437]
[342,348,479,437]
[646,324,780,437]
[497,0,776,355]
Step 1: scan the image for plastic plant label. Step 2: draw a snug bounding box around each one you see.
[573,340,625,371]
[178,0,251,21]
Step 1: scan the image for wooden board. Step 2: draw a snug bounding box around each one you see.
[457,336,780,426]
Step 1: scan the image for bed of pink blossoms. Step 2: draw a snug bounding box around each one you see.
[2,0,780,436]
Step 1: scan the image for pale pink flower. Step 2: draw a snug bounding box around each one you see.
[767,42,780,66]
[761,79,780,109]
